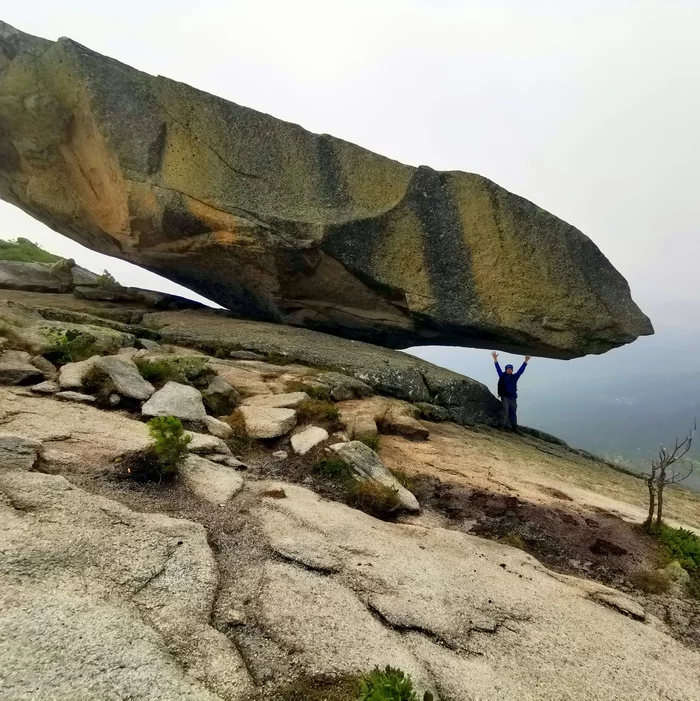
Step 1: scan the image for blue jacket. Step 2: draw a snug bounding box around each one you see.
[495,362,527,399]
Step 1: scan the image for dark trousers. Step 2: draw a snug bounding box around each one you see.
[500,397,518,429]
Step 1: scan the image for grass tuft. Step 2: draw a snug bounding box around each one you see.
[285,379,331,401]
[135,356,211,388]
[357,434,380,452]
[296,398,340,424]
[312,455,349,478]
[348,481,401,519]
[389,467,414,492]
[630,569,671,595]
[0,237,61,263]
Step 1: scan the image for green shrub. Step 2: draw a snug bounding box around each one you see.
[122,416,190,482]
[0,237,60,263]
[44,328,98,363]
[148,416,191,472]
[358,666,421,701]
[630,569,671,595]
[313,455,349,478]
[650,523,700,574]
[297,399,340,424]
[285,380,331,400]
[358,434,380,451]
[94,269,119,287]
[135,356,211,388]
[348,481,401,519]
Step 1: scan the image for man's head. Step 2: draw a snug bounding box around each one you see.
[505,364,514,374]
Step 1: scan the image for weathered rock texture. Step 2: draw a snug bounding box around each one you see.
[0,22,652,358]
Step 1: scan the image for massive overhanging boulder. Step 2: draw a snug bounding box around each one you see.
[0,22,652,358]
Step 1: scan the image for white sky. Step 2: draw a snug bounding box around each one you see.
[2,0,699,326]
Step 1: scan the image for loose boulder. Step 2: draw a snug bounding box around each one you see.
[58,356,99,390]
[0,433,42,470]
[0,22,652,359]
[91,355,155,401]
[238,406,297,439]
[330,441,420,513]
[141,382,207,421]
[202,375,241,416]
[291,426,329,455]
[316,372,374,401]
[242,392,309,409]
[0,350,44,385]
[180,455,244,505]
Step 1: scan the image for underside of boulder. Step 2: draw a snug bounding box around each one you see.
[0,22,652,358]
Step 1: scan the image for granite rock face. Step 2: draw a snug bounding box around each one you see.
[0,22,652,358]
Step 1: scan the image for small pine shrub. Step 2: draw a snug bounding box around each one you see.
[122,416,190,482]
[358,666,419,701]
[313,455,349,478]
[357,434,380,452]
[297,399,340,424]
[348,481,401,519]
[630,569,671,595]
[44,328,98,363]
[285,380,331,401]
[148,416,191,469]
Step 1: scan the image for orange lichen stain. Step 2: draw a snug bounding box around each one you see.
[58,113,131,244]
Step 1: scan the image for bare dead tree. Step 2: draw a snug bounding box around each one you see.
[643,419,696,529]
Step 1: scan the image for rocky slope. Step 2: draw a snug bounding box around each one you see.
[0,21,652,358]
[1,286,699,700]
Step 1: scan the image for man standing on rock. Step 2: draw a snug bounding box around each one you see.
[491,352,531,431]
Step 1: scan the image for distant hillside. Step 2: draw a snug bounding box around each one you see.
[0,238,60,264]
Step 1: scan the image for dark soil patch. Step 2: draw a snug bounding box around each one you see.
[412,474,658,590]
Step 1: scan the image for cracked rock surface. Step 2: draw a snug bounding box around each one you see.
[0,468,253,700]
[251,484,700,700]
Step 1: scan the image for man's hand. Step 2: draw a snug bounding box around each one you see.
[492,351,499,361]
[525,355,532,363]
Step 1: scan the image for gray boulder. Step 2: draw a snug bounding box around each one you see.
[91,355,155,401]
[141,382,207,421]
[0,350,44,385]
[202,375,240,416]
[242,392,309,409]
[0,433,42,470]
[291,426,329,455]
[30,355,57,379]
[30,380,59,394]
[238,406,297,439]
[316,372,374,401]
[58,356,99,390]
[0,22,652,359]
[330,441,420,513]
[186,432,231,457]
[55,391,96,404]
[180,455,244,505]
[0,261,67,292]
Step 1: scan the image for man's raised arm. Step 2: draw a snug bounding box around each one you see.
[514,355,531,378]
[491,351,503,376]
